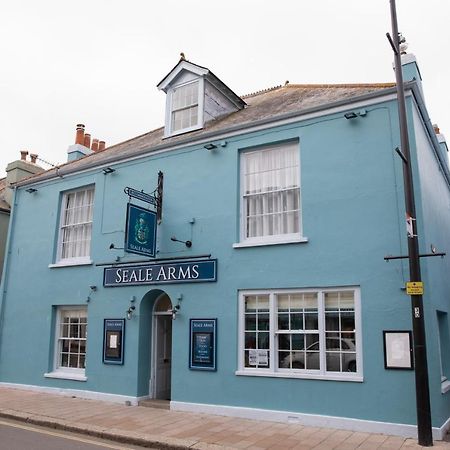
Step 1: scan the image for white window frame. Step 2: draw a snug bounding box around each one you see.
[236,287,363,382]
[54,186,94,267]
[44,306,88,382]
[166,79,204,137]
[234,141,306,248]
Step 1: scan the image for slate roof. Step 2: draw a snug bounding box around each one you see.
[0,177,10,212]
[16,82,396,187]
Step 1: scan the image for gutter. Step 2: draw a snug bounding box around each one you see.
[14,85,403,188]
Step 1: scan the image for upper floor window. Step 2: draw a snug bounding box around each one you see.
[170,81,200,134]
[57,187,94,264]
[239,142,301,246]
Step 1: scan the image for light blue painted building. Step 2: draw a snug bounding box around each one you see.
[1,53,450,439]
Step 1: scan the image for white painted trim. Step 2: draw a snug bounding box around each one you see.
[0,382,140,406]
[157,60,208,91]
[233,236,308,248]
[21,92,402,190]
[170,400,447,440]
[234,370,362,383]
[441,380,450,394]
[44,371,87,382]
[48,258,93,268]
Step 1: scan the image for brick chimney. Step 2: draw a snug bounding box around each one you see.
[67,124,94,162]
[91,139,99,152]
[83,133,91,149]
[4,151,45,206]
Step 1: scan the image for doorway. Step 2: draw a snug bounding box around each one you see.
[152,293,172,400]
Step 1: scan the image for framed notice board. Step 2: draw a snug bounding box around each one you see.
[189,319,217,371]
[103,319,125,365]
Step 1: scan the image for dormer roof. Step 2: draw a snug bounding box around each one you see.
[157,58,246,110]
[157,58,246,137]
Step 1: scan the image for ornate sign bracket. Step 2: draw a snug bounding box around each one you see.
[124,171,163,223]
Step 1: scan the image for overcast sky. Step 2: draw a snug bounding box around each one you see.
[0,1,448,177]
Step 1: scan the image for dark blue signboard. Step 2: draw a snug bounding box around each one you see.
[103,319,125,365]
[103,259,217,287]
[190,319,217,371]
[125,203,157,258]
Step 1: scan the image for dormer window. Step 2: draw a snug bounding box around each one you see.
[158,58,246,138]
[171,81,200,133]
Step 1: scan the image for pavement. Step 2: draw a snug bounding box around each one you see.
[0,387,449,450]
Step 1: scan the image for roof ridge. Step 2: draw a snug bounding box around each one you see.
[241,85,283,99]
[241,82,395,99]
[286,82,396,89]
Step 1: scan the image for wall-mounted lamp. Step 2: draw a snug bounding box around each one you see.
[344,109,367,120]
[344,112,358,120]
[86,285,97,303]
[169,304,180,320]
[126,305,136,320]
[171,236,192,248]
[204,143,217,150]
[25,188,38,193]
[109,243,124,250]
[102,167,116,175]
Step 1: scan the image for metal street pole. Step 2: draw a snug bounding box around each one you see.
[388,0,433,445]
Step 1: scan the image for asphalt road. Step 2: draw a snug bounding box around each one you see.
[0,419,153,450]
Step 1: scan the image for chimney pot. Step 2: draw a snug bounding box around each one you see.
[29,153,38,164]
[75,124,85,145]
[20,150,29,161]
[91,139,99,152]
[98,140,106,151]
[433,124,441,135]
[84,133,91,149]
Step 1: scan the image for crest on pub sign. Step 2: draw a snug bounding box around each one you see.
[125,203,157,257]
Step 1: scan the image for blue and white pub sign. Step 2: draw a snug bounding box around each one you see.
[125,203,157,257]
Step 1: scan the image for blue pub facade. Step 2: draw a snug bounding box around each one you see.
[1,53,450,439]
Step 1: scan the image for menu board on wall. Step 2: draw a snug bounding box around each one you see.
[189,319,217,371]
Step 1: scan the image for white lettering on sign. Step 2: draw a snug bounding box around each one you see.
[110,262,209,285]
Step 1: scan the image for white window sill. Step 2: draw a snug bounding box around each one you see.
[235,369,363,383]
[44,371,87,382]
[49,258,93,268]
[441,380,450,394]
[233,236,308,249]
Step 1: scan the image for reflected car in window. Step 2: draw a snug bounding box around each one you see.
[279,337,356,372]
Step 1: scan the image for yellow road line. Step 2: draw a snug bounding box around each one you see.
[0,419,134,449]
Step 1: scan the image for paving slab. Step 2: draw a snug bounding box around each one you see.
[0,386,448,449]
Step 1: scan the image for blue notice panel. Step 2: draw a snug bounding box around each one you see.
[190,319,217,371]
[125,203,157,257]
[103,319,125,365]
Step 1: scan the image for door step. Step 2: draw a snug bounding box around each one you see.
[138,399,170,410]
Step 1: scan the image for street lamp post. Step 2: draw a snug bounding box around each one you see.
[388,0,433,446]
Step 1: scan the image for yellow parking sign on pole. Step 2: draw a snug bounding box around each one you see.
[406,281,424,295]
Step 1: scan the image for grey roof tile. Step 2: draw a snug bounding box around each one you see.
[16,83,395,186]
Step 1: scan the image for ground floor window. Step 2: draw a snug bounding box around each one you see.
[56,307,87,373]
[238,287,362,380]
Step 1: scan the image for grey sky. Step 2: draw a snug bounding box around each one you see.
[1,1,448,177]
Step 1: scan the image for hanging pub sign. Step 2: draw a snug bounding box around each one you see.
[103,319,125,365]
[125,203,157,257]
[189,319,217,371]
[103,259,217,287]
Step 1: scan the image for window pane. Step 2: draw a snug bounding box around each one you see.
[57,308,87,371]
[60,188,94,260]
[243,144,300,239]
